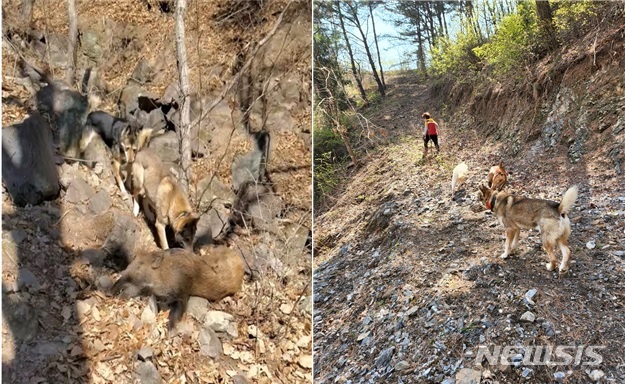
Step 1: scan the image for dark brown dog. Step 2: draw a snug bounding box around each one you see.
[111,246,244,329]
[487,162,508,191]
[478,185,578,273]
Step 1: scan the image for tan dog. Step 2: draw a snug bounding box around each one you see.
[111,246,244,330]
[488,162,508,191]
[131,148,199,250]
[451,162,469,198]
[478,185,578,273]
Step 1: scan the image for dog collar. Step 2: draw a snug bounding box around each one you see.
[487,195,496,211]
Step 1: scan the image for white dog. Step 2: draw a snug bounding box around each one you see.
[451,162,469,198]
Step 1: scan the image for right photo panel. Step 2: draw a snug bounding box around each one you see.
[313,1,625,383]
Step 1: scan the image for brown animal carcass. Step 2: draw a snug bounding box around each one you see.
[111,246,244,329]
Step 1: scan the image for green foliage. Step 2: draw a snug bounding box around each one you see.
[313,150,342,210]
[472,7,538,76]
[552,1,598,39]
[430,27,481,81]
[314,126,347,160]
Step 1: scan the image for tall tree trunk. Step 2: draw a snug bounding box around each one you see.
[416,19,427,76]
[22,0,35,26]
[536,0,558,49]
[175,0,192,192]
[368,2,385,89]
[66,0,77,85]
[336,1,367,102]
[436,2,446,39]
[442,4,449,38]
[426,2,436,44]
[347,3,385,97]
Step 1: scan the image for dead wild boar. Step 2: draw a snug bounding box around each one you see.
[111,246,244,329]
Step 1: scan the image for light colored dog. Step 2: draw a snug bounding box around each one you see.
[131,148,199,250]
[478,185,578,273]
[487,162,508,191]
[451,162,469,198]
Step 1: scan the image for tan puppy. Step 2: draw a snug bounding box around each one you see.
[478,185,578,273]
[111,246,244,330]
[131,148,199,250]
[451,162,469,198]
[488,162,508,191]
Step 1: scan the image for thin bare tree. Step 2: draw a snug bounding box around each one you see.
[335,1,367,102]
[66,0,78,85]
[368,1,385,89]
[175,0,192,192]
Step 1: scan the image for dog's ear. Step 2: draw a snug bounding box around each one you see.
[499,161,503,168]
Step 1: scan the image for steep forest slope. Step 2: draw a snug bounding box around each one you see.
[314,14,625,384]
[2,0,311,383]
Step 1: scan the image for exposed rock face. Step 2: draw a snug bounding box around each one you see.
[2,113,60,206]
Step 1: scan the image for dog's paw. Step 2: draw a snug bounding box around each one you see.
[499,252,509,259]
[545,262,556,271]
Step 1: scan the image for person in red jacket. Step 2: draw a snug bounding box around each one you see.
[422,112,440,158]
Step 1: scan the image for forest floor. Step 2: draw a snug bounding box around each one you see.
[313,73,625,384]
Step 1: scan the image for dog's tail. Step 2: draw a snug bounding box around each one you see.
[559,185,578,215]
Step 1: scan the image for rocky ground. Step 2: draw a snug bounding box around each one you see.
[313,45,625,384]
[2,1,312,383]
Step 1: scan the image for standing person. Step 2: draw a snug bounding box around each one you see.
[422,112,440,158]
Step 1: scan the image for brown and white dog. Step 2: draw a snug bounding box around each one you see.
[478,185,578,273]
[487,162,508,191]
[131,148,200,250]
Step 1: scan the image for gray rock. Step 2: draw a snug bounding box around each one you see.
[65,178,96,205]
[588,370,604,381]
[248,193,283,232]
[195,209,227,247]
[34,342,64,356]
[3,293,39,341]
[554,372,566,380]
[141,303,157,325]
[232,375,251,384]
[522,368,533,378]
[406,306,419,317]
[101,210,139,267]
[147,131,179,165]
[524,288,538,305]
[96,275,114,291]
[374,346,395,369]
[520,311,536,323]
[187,297,209,322]
[395,360,410,371]
[299,296,313,316]
[2,114,60,206]
[136,361,162,384]
[137,346,154,361]
[197,176,235,210]
[282,223,311,260]
[198,327,222,359]
[7,229,28,245]
[203,311,233,333]
[455,368,481,384]
[17,268,40,290]
[81,249,106,268]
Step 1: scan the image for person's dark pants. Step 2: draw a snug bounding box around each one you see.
[424,134,439,154]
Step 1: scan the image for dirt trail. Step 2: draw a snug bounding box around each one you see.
[313,75,625,384]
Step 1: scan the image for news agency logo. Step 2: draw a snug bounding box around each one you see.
[465,345,605,366]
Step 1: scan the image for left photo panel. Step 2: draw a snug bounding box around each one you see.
[1,0,312,383]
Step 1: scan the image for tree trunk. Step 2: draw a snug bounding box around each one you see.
[336,1,367,102]
[368,2,385,89]
[66,0,78,85]
[416,19,427,76]
[332,96,358,166]
[22,0,35,26]
[536,0,558,49]
[347,2,385,97]
[175,0,192,193]
[436,2,446,39]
